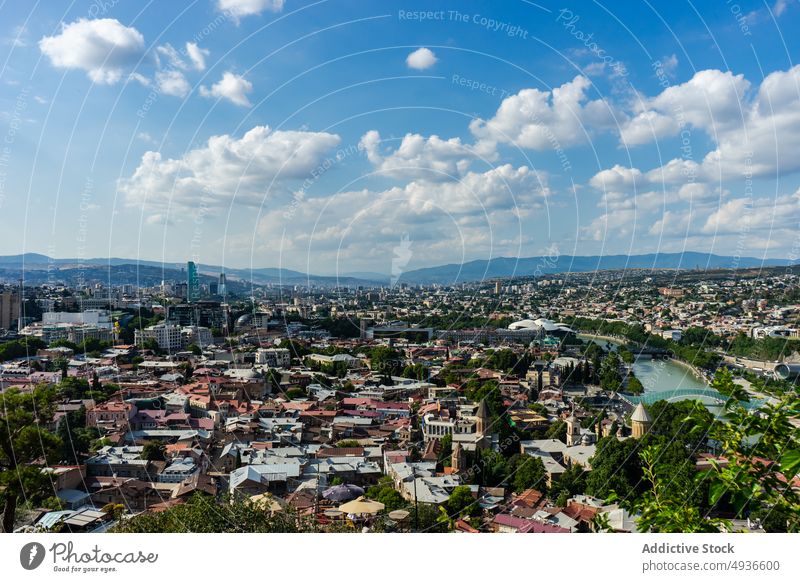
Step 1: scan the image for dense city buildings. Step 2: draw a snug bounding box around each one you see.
[1,263,798,534]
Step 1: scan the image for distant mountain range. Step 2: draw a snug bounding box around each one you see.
[0,251,796,287]
[395,252,799,284]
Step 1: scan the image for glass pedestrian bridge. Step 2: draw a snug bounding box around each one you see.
[620,388,763,409]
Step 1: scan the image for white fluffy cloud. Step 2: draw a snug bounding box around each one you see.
[156,43,187,70]
[156,70,190,97]
[621,69,750,147]
[39,18,145,84]
[469,75,616,151]
[185,42,209,71]
[200,72,253,106]
[252,163,549,270]
[120,125,341,209]
[702,190,800,235]
[619,65,800,180]
[360,130,478,180]
[406,48,437,70]
[589,165,644,191]
[218,0,285,19]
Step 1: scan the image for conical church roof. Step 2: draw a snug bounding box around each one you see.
[476,398,490,420]
[630,402,652,423]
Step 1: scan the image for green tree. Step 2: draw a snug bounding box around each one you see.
[509,454,548,493]
[545,420,567,443]
[692,374,800,532]
[626,374,644,395]
[446,485,480,518]
[599,351,623,392]
[335,439,361,448]
[57,406,98,464]
[437,434,453,467]
[366,478,406,512]
[550,463,587,502]
[142,441,166,461]
[0,385,61,532]
[585,436,644,501]
[114,493,341,532]
[617,445,725,532]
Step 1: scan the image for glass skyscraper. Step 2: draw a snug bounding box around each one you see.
[187,261,200,302]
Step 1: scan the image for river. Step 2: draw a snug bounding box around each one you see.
[578,334,720,412]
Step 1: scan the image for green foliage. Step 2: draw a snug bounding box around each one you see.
[0,385,61,532]
[368,346,403,376]
[401,363,428,381]
[406,313,512,331]
[585,437,644,501]
[620,445,725,532]
[527,403,548,415]
[437,433,452,467]
[599,351,622,392]
[680,326,722,348]
[626,374,644,395]
[728,332,800,361]
[465,449,547,493]
[468,448,508,487]
[0,337,46,362]
[647,399,713,451]
[113,493,339,532]
[57,406,99,464]
[278,339,309,359]
[550,464,587,503]
[335,439,361,448]
[446,485,481,518]
[569,317,721,370]
[285,387,305,399]
[545,420,567,443]
[141,441,166,461]
[710,367,749,402]
[691,375,800,532]
[481,349,530,375]
[366,478,406,512]
[618,347,635,364]
[509,454,548,494]
[312,317,362,339]
[141,338,161,353]
[58,377,119,403]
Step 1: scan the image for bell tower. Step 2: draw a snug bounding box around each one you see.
[566,414,581,446]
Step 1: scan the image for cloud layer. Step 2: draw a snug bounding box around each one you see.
[120,126,341,210]
[39,18,145,84]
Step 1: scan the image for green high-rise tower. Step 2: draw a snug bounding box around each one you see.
[187,261,200,302]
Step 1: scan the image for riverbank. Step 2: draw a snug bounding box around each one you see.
[578,332,710,389]
[664,356,709,384]
[577,333,627,347]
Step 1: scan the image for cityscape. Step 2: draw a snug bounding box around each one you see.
[0,0,799,554]
[0,257,798,534]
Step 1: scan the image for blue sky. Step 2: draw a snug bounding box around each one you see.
[1,0,799,275]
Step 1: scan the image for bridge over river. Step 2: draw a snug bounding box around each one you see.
[619,388,763,409]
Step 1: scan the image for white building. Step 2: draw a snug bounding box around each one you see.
[255,348,291,367]
[135,323,183,351]
[43,309,113,328]
[182,325,213,348]
[660,329,682,341]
